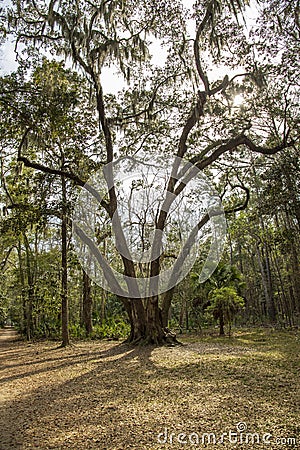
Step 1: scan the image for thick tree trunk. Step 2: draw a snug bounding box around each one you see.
[26,287,33,341]
[61,175,70,347]
[219,312,225,336]
[23,234,34,341]
[123,296,180,346]
[145,296,165,345]
[161,288,175,328]
[81,270,93,336]
[17,241,27,337]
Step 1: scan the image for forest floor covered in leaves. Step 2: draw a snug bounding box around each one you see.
[0,327,299,450]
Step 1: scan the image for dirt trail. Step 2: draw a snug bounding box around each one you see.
[0,326,19,344]
[0,327,21,449]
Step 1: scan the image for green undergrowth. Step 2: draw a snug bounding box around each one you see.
[70,317,130,341]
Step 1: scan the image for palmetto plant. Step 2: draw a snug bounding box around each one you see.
[208,286,245,335]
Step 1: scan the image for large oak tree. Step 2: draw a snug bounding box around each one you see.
[3,0,297,344]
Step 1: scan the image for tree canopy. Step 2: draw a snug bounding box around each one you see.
[0,0,299,344]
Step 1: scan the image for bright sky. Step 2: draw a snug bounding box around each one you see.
[0,40,18,74]
[0,0,259,93]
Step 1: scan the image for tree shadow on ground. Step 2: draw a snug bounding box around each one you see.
[0,334,299,449]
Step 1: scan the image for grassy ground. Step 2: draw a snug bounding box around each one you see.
[0,328,299,449]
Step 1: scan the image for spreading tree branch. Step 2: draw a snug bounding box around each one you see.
[194,5,212,93]
[195,134,294,170]
[223,184,250,214]
[17,156,110,213]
